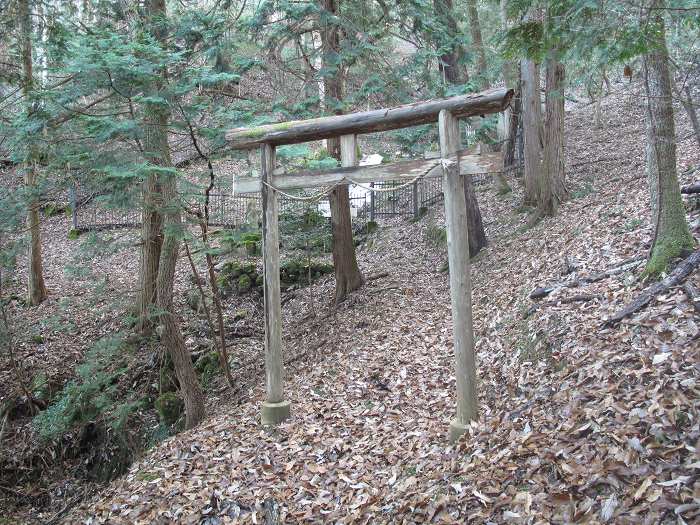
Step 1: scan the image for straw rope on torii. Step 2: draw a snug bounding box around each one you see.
[258,159,445,202]
[226,87,513,442]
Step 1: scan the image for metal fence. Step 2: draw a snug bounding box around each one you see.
[70,167,517,233]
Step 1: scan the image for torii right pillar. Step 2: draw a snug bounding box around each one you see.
[439,109,479,443]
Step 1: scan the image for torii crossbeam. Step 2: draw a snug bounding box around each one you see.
[227,87,513,442]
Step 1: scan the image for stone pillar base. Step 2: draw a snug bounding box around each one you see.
[449,419,469,444]
[261,400,291,426]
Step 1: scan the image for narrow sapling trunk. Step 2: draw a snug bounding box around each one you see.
[675,83,700,151]
[642,7,694,276]
[19,0,48,306]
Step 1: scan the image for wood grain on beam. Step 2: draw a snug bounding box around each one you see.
[233,152,502,194]
[226,88,513,149]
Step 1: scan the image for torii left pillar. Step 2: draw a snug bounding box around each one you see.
[260,143,291,425]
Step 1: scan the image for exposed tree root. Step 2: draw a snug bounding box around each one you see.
[529,255,645,299]
[683,282,700,313]
[603,249,700,326]
[524,293,601,319]
[680,182,700,194]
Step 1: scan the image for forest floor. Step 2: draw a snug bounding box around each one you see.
[2,81,700,524]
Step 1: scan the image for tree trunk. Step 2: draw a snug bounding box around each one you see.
[540,53,567,216]
[499,0,515,87]
[321,0,364,303]
[503,86,521,169]
[147,0,205,427]
[642,4,694,276]
[431,0,487,256]
[466,0,488,88]
[137,174,163,329]
[136,0,169,329]
[497,0,515,159]
[521,58,543,207]
[19,0,48,306]
[465,177,487,256]
[432,0,469,85]
[675,83,700,151]
[157,174,205,429]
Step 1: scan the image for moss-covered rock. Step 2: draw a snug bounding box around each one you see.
[154,392,183,426]
[194,351,221,384]
[42,202,66,217]
[239,262,256,275]
[280,259,334,289]
[221,261,242,278]
[237,274,252,292]
[158,353,178,393]
[365,220,379,233]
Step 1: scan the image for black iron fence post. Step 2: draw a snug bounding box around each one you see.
[412,181,419,219]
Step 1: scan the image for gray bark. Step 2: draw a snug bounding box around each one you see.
[540,53,567,215]
[521,59,543,207]
[643,2,694,275]
[19,0,48,306]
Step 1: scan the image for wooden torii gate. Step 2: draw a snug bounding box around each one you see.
[227,87,513,442]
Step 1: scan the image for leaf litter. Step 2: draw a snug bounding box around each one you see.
[3,83,700,524]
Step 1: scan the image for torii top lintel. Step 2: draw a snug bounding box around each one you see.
[226,87,514,150]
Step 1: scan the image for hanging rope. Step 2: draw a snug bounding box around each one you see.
[260,181,338,203]
[260,159,445,200]
[347,159,442,192]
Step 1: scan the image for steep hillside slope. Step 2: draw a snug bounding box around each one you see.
[62,84,700,523]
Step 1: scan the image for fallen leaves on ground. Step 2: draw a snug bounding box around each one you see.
[61,83,700,524]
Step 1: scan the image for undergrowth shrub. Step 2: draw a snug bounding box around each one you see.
[154,392,183,426]
[33,334,141,440]
[216,228,262,256]
[280,209,332,253]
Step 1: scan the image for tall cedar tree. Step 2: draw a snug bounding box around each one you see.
[643,1,694,275]
[431,0,487,257]
[321,0,364,303]
[466,0,488,87]
[145,0,205,428]
[432,0,469,84]
[521,56,542,207]
[540,49,567,216]
[19,0,48,305]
